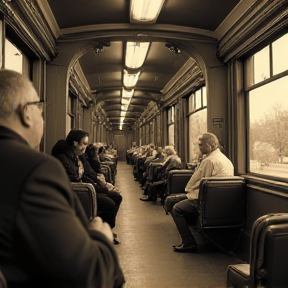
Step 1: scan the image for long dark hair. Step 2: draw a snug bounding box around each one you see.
[65,129,89,147]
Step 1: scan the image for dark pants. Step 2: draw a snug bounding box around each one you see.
[171,198,199,245]
[106,190,122,215]
[96,192,122,228]
[148,181,166,201]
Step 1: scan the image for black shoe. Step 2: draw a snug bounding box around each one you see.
[173,244,198,253]
[172,243,182,248]
[113,238,120,245]
[140,197,153,201]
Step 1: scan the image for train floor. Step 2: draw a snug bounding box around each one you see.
[114,161,241,288]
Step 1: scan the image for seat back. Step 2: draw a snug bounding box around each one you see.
[198,176,246,229]
[71,182,97,221]
[166,169,194,195]
[0,269,7,288]
[250,213,288,288]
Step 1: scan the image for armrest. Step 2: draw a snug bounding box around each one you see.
[71,182,97,221]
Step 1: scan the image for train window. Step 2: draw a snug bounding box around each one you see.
[4,39,22,73]
[156,114,161,147]
[187,87,207,162]
[67,95,75,130]
[168,106,175,146]
[4,38,30,77]
[272,35,288,75]
[149,121,154,144]
[247,33,288,179]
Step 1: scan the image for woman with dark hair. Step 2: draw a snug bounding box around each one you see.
[52,129,122,244]
[85,143,120,193]
[85,143,113,184]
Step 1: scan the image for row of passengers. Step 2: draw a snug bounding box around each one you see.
[97,144,118,184]
[126,143,156,166]
[130,143,159,183]
[135,145,182,202]
[51,129,122,244]
[0,69,124,287]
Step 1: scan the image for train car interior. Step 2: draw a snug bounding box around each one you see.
[1,0,288,287]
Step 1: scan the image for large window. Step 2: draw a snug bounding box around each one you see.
[4,38,30,77]
[247,33,288,178]
[168,106,175,146]
[188,86,207,163]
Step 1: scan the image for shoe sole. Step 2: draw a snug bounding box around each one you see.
[173,246,198,253]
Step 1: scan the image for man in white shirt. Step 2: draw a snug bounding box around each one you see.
[172,132,234,253]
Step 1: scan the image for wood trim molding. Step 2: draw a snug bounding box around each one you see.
[0,0,57,60]
[218,0,288,62]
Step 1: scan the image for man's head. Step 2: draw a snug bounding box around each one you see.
[198,133,219,155]
[0,69,44,148]
[66,129,89,156]
[164,145,176,156]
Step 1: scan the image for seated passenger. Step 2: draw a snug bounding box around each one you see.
[85,143,120,192]
[51,130,122,244]
[0,69,124,287]
[140,144,158,186]
[140,145,182,202]
[98,145,117,184]
[171,133,234,253]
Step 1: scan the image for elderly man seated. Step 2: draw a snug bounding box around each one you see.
[171,132,234,253]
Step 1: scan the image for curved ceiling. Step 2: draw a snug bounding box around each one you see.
[44,0,241,130]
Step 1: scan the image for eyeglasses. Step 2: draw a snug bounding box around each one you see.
[23,100,45,111]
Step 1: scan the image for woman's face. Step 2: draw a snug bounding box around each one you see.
[73,136,89,156]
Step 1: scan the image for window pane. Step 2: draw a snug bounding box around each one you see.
[156,115,161,147]
[168,106,174,123]
[168,124,174,146]
[188,93,195,113]
[249,76,288,178]
[273,34,288,75]
[202,87,207,107]
[195,90,202,110]
[253,46,270,84]
[188,108,207,162]
[5,39,23,73]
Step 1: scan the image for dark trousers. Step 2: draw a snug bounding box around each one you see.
[96,192,122,228]
[106,190,122,215]
[171,198,199,245]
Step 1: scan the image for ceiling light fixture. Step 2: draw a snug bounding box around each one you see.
[125,42,150,69]
[130,0,166,23]
[120,88,134,130]
[123,69,140,88]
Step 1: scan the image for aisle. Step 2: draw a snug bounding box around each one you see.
[114,162,239,288]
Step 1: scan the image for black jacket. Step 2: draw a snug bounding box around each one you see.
[0,127,124,288]
[52,140,108,194]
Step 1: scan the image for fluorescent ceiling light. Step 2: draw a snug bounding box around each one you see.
[120,88,134,130]
[123,69,140,88]
[122,88,134,99]
[125,42,150,69]
[130,0,165,23]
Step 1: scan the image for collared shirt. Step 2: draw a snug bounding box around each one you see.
[185,148,234,199]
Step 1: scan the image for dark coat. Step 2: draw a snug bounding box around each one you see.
[52,140,108,194]
[0,126,124,288]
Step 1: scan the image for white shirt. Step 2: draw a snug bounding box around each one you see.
[185,148,234,199]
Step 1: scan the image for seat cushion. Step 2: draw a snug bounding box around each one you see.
[226,264,250,288]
